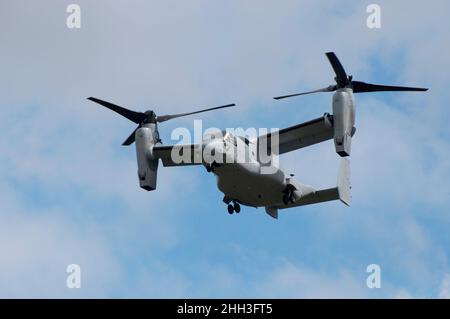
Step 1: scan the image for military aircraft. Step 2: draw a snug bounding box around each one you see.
[88,52,427,218]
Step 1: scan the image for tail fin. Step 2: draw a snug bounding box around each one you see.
[337,158,351,206]
[265,206,278,219]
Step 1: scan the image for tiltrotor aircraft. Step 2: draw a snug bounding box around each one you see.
[88,52,427,218]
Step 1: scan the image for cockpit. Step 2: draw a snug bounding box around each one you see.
[203,130,251,148]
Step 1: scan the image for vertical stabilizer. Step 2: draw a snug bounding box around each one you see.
[337,158,351,206]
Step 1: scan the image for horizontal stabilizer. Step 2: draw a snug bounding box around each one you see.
[275,158,351,211]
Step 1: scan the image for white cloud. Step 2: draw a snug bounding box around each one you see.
[0,203,120,297]
[393,289,414,299]
[439,274,450,299]
[256,262,368,298]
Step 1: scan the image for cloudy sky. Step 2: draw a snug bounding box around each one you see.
[1,0,449,298]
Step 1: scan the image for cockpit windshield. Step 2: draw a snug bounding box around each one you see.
[224,132,236,146]
[237,136,250,145]
[203,131,249,147]
[202,129,226,143]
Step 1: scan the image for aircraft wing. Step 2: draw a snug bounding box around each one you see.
[257,114,334,155]
[152,144,203,166]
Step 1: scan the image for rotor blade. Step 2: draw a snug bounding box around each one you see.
[156,103,236,123]
[87,97,147,124]
[325,52,350,87]
[122,126,139,146]
[351,81,429,93]
[273,85,336,100]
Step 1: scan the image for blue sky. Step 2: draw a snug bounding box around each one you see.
[1,0,449,298]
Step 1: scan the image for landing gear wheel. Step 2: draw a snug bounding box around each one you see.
[289,192,295,204]
[205,164,212,173]
[233,203,241,213]
[227,204,234,214]
[282,194,290,205]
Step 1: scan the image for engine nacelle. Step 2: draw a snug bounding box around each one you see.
[332,89,355,157]
[135,124,159,191]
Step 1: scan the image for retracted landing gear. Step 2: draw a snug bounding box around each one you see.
[205,161,221,173]
[282,186,295,205]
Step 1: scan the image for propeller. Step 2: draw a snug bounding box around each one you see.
[273,52,428,100]
[87,97,235,145]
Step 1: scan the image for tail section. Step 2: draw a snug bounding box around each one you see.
[268,158,351,217]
